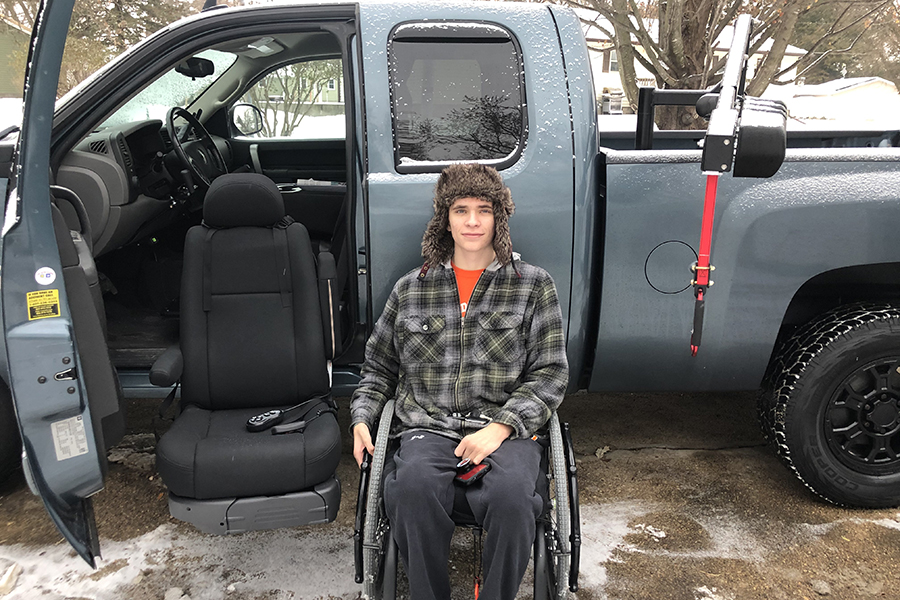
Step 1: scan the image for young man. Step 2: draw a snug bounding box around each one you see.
[351,163,568,600]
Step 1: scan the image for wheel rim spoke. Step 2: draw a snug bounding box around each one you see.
[867,439,888,462]
[833,421,864,440]
[837,385,865,411]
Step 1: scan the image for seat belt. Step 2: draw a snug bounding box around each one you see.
[202,227,216,312]
[273,216,295,309]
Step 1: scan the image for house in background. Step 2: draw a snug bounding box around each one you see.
[0,16,29,98]
[578,12,804,113]
[762,77,900,128]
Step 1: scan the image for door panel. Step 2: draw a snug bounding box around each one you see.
[2,0,107,567]
[359,4,575,321]
[230,139,346,182]
[230,139,347,241]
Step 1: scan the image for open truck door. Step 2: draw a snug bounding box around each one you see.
[2,0,119,567]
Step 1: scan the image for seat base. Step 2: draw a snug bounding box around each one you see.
[168,476,341,535]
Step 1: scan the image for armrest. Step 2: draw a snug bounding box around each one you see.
[150,344,183,387]
[317,250,342,360]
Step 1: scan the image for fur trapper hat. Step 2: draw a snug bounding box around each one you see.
[421,164,515,267]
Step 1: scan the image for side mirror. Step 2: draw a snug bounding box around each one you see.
[231,103,265,136]
[733,98,787,178]
[176,57,215,79]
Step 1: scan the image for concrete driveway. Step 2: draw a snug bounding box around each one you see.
[1,391,898,599]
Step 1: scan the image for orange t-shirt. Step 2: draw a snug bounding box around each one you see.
[452,263,484,318]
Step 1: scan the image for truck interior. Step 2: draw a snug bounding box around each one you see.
[48,26,364,387]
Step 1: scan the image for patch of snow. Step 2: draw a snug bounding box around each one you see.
[577,501,655,591]
[694,585,735,600]
[634,523,667,540]
[0,98,23,131]
[0,523,361,600]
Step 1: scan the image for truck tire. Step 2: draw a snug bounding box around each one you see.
[760,303,900,507]
[0,380,21,483]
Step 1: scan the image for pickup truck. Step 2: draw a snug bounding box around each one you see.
[3,0,900,566]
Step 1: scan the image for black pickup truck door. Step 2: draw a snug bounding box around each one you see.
[1,0,107,567]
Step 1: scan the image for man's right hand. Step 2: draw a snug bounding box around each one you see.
[353,422,375,468]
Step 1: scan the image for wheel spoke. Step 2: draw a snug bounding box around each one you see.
[837,386,866,411]
[867,365,889,392]
[832,421,865,440]
[867,439,890,462]
[885,433,900,461]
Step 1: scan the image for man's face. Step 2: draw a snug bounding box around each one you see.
[447,196,495,259]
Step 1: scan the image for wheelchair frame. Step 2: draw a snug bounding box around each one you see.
[353,400,581,599]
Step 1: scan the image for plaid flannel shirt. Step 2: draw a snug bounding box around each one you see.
[350,257,568,440]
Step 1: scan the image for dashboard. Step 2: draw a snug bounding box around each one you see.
[56,117,216,256]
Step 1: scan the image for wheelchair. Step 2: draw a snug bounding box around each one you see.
[354,400,581,599]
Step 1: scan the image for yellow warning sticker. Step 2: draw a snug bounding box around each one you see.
[27,289,61,320]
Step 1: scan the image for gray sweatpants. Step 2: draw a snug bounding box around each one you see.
[383,430,543,600]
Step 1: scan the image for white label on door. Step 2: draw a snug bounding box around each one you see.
[51,415,89,461]
[35,267,57,286]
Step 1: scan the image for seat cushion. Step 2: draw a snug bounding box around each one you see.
[156,401,341,500]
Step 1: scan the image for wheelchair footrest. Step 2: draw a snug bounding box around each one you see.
[168,476,341,534]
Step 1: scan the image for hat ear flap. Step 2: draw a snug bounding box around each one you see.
[493,210,512,265]
[422,212,454,266]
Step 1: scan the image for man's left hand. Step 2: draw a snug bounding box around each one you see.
[454,422,514,465]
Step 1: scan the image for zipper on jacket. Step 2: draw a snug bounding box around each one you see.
[453,268,487,437]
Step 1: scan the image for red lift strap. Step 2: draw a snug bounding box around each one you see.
[690,173,720,356]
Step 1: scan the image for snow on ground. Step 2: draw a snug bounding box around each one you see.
[0,523,362,600]
[0,98,23,131]
[290,114,345,139]
[0,501,660,599]
[2,502,898,599]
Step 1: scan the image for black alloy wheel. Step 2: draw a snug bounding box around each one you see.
[761,303,900,508]
[824,356,900,475]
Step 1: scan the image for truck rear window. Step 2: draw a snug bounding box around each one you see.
[389,22,525,173]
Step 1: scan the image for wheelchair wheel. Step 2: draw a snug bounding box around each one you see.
[362,400,395,600]
[548,412,571,599]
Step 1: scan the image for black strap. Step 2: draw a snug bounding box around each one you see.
[202,227,216,312]
[275,215,295,228]
[151,382,180,441]
[280,394,326,424]
[271,407,336,435]
[273,226,292,309]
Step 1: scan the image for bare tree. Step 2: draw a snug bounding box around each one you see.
[791,0,900,89]
[242,59,343,137]
[549,0,895,128]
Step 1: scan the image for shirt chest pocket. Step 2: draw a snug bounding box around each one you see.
[474,312,525,363]
[400,315,447,364]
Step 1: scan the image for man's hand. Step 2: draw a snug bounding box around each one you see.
[353,422,375,468]
[454,422,514,465]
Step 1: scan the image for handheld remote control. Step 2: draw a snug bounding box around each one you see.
[246,409,285,432]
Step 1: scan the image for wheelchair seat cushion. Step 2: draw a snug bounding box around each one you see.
[156,401,341,500]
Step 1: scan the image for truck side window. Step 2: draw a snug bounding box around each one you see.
[237,58,345,140]
[388,22,525,173]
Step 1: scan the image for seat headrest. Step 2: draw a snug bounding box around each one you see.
[203,173,285,228]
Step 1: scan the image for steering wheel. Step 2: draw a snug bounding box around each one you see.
[166,106,227,188]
